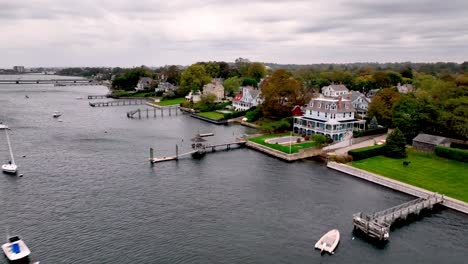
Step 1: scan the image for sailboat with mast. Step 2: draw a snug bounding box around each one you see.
[2,129,18,174]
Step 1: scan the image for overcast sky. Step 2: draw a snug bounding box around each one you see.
[1,0,467,67]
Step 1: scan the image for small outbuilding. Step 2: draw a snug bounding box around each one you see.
[412,133,449,152]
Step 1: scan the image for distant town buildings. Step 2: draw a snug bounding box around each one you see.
[397,83,414,94]
[13,66,25,73]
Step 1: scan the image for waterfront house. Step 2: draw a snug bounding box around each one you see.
[348,91,371,117]
[412,133,449,152]
[397,83,414,94]
[293,96,365,141]
[321,84,349,97]
[366,88,380,98]
[135,77,153,91]
[202,81,225,102]
[232,86,261,111]
[156,82,177,92]
[185,90,201,103]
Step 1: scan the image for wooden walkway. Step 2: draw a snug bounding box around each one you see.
[89,100,147,107]
[88,95,109,99]
[149,141,246,163]
[127,107,179,118]
[353,193,444,241]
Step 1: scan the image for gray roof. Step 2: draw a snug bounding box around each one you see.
[139,77,153,84]
[305,97,355,114]
[323,84,348,92]
[413,133,447,145]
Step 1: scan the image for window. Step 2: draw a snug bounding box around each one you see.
[317,111,320,116]
[309,110,312,115]
[349,112,352,117]
[345,103,349,109]
[343,113,346,118]
[325,104,329,109]
[325,112,328,118]
[318,103,321,108]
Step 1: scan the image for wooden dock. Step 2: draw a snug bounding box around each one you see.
[353,193,444,241]
[88,95,109,99]
[127,107,179,118]
[149,140,246,163]
[89,99,147,107]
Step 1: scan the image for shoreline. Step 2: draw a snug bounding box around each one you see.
[327,162,468,215]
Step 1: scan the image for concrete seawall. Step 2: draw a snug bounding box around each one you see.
[327,162,468,214]
[246,141,322,161]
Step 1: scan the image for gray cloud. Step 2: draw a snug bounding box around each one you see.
[0,0,467,67]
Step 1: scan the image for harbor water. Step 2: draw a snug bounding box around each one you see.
[0,75,467,263]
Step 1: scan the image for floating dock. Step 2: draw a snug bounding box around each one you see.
[353,193,444,241]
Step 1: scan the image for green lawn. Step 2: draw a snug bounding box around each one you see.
[197,111,225,120]
[352,150,468,202]
[249,134,318,154]
[156,97,185,106]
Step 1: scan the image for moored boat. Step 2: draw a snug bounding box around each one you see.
[1,236,31,261]
[53,111,62,118]
[315,229,340,254]
[2,129,18,175]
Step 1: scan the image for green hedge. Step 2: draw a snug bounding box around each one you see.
[348,144,386,161]
[450,142,468,150]
[353,127,388,138]
[435,146,468,162]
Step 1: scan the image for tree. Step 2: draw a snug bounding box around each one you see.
[242,77,258,87]
[178,64,212,96]
[260,69,309,119]
[112,67,152,91]
[223,77,242,96]
[372,71,392,88]
[385,128,407,158]
[194,94,217,112]
[205,61,221,78]
[367,88,401,127]
[218,61,230,79]
[165,65,181,85]
[368,116,379,129]
[400,66,413,79]
[387,71,403,86]
[247,62,267,82]
[235,57,250,77]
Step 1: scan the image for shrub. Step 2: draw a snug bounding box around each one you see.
[435,146,468,162]
[296,138,301,143]
[311,134,326,145]
[353,127,388,138]
[385,128,407,158]
[450,142,468,150]
[348,144,386,161]
[334,154,353,163]
[245,107,261,122]
[304,135,310,141]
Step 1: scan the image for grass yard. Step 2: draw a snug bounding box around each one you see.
[352,149,468,202]
[197,111,225,120]
[156,97,185,106]
[249,134,318,154]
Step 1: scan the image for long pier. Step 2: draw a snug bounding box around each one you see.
[89,100,147,107]
[127,107,179,118]
[88,95,109,99]
[149,141,246,163]
[0,79,94,85]
[353,193,444,241]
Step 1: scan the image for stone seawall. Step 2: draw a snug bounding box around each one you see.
[327,162,468,214]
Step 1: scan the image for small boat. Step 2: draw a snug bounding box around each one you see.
[315,229,340,254]
[53,111,62,118]
[25,95,29,99]
[2,129,17,175]
[1,236,31,261]
[75,96,83,100]
[0,124,8,130]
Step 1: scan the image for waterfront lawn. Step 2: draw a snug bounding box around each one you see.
[157,97,185,106]
[197,111,225,120]
[249,134,318,154]
[352,150,468,202]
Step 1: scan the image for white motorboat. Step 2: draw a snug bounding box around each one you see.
[0,124,8,130]
[1,236,31,261]
[53,111,62,118]
[2,129,17,174]
[315,229,340,254]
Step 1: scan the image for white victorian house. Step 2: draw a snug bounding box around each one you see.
[321,84,349,97]
[293,96,365,141]
[348,91,371,117]
[232,86,261,111]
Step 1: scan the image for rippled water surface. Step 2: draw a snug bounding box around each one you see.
[0,75,467,263]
